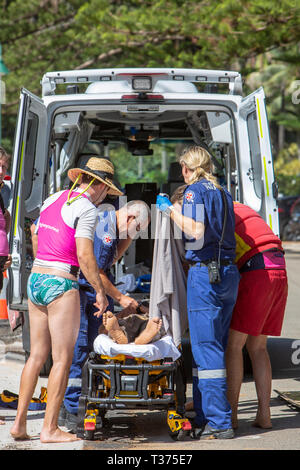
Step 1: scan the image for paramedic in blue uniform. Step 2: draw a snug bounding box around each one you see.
[156,146,240,440]
[63,199,150,430]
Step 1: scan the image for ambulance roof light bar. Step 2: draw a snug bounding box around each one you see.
[41,68,243,97]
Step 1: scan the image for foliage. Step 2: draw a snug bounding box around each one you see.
[109,142,176,188]
[275,143,300,195]
[0,0,300,191]
[1,0,300,107]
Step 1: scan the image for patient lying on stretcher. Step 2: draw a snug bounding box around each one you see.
[99,310,166,345]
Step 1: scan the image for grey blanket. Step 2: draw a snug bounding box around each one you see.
[149,211,188,347]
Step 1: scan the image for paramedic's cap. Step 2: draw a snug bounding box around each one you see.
[68,157,123,196]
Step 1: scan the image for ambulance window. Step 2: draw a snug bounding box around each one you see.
[247,111,262,198]
[24,111,38,201]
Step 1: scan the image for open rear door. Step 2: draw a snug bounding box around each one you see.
[237,87,279,236]
[8,89,48,310]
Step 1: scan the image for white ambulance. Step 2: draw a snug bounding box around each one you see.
[7,68,278,359]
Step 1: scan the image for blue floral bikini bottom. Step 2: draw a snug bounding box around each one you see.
[27,273,79,306]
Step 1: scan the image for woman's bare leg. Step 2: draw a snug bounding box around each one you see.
[11,300,51,440]
[39,289,81,443]
[225,329,248,429]
[246,335,272,429]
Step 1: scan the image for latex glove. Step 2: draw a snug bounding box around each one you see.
[156,194,173,215]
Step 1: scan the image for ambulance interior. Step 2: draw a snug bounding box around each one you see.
[21,96,238,295]
[43,102,237,303]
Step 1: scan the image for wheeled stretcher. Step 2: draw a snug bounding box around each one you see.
[76,335,191,441]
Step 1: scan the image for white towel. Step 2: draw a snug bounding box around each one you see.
[93,334,181,362]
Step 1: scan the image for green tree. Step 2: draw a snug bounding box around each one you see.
[1,0,300,186]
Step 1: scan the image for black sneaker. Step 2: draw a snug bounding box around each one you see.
[200,424,234,440]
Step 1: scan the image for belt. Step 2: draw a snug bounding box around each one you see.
[70,265,80,277]
[188,259,233,268]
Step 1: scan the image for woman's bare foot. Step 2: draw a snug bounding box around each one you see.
[103,311,128,344]
[252,408,272,429]
[40,427,81,443]
[135,317,162,345]
[0,417,5,425]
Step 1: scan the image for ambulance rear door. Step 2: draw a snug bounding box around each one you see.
[8,88,48,310]
[237,87,279,236]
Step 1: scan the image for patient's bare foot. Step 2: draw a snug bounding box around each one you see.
[103,311,128,344]
[135,317,162,345]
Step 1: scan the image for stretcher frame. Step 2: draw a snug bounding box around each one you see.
[76,350,191,441]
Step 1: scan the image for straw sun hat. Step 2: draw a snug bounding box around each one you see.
[68,157,123,196]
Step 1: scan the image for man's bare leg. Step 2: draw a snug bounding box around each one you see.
[246,335,272,429]
[39,289,81,443]
[11,300,51,440]
[103,311,128,344]
[225,329,248,429]
[135,317,162,345]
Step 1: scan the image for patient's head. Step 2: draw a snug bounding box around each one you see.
[170,184,187,208]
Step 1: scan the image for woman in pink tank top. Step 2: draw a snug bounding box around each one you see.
[36,190,88,269]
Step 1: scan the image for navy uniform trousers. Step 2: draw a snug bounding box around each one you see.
[188,263,240,430]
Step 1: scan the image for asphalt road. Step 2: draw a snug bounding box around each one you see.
[0,242,300,454]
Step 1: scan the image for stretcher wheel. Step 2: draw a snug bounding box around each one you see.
[84,429,95,440]
[169,428,189,441]
[167,410,192,441]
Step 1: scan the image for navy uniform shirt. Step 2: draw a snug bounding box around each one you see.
[182,179,236,263]
[78,209,119,292]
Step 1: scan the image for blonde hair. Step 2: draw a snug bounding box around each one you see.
[179,146,221,189]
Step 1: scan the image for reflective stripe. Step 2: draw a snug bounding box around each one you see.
[192,368,227,379]
[67,378,82,387]
[256,97,263,139]
[263,156,270,197]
